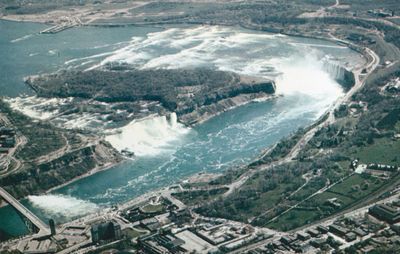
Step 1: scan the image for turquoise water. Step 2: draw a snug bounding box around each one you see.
[0,20,161,97]
[0,20,363,239]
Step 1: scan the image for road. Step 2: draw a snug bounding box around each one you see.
[0,187,49,235]
[221,46,380,254]
[222,45,379,199]
[267,173,354,224]
[0,113,27,177]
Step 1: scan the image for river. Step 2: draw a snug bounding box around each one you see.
[0,20,364,239]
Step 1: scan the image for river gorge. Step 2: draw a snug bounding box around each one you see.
[0,20,365,238]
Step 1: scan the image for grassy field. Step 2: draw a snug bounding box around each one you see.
[267,208,322,231]
[353,138,400,165]
[267,174,390,231]
[328,174,384,199]
[122,228,147,239]
[140,203,164,214]
[313,190,355,206]
[173,188,228,206]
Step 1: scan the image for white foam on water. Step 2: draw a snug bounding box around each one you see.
[61,112,103,129]
[11,26,360,162]
[10,34,34,43]
[48,49,58,56]
[105,113,191,157]
[65,51,115,65]
[107,27,273,70]
[289,42,348,49]
[275,54,343,97]
[6,96,72,120]
[27,194,99,220]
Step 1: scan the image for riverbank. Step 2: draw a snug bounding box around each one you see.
[180,93,277,126]
[58,48,371,229]
[44,160,122,194]
[14,22,361,198]
[0,16,369,240]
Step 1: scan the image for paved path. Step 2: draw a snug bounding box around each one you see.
[223,45,379,199]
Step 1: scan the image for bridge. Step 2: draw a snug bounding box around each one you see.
[0,187,49,235]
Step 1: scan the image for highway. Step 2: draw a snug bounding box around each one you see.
[0,187,49,235]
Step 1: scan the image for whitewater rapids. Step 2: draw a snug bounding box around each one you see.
[0,25,368,224]
[105,113,190,157]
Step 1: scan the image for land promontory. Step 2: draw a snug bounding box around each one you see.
[26,68,276,125]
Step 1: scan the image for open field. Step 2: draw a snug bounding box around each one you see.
[353,137,400,165]
[266,173,393,231]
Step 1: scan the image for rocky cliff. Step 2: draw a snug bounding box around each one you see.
[323,61,355,91]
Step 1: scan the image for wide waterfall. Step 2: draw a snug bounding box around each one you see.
[322,58,355,90]
[105,112,190,157]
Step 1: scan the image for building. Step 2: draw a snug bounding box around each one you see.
[309,238,326,248]
[140,218,161,232]
[354,228,368,237]
[306,229,320,237]
[169,208,192,225]
[139,233,187,254]
[317,225,328,234]
[90,221,121,243]
[345,232,357,242]
[369,204,400,224]
[0,127,15,136]
[0,147,9,154]
[280,235,296,245]
[297,232,310,241]
[49,219,56,236]
[329,224,348,238]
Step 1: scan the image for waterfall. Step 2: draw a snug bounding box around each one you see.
[105,113,190,157]
[323,60,346,81]
[322,58,355,90]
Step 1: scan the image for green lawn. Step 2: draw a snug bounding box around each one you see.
[140,203,164,214]
[337,160,351,170]
[122,228,146,239]
[328,174,384,200]
[238,183,300,218]
[267,208,322,231]
[311,190,355,208]
[353,138,400,165]
[267,174,389,231]
[172,187,228,206]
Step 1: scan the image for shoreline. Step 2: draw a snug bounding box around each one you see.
[44,160,124,194]
[182,93,277,127]
[42,93,277,194]
[0,18,373,228]
[0,16,48,24]
[4,21,364,195]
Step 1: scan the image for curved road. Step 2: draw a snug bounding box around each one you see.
[223,45,380,199]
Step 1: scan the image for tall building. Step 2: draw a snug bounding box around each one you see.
[90,221,121,243]
[49,219,56,236]
[369,204,400,224]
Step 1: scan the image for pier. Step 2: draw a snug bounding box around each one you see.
[40,17,82,34]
